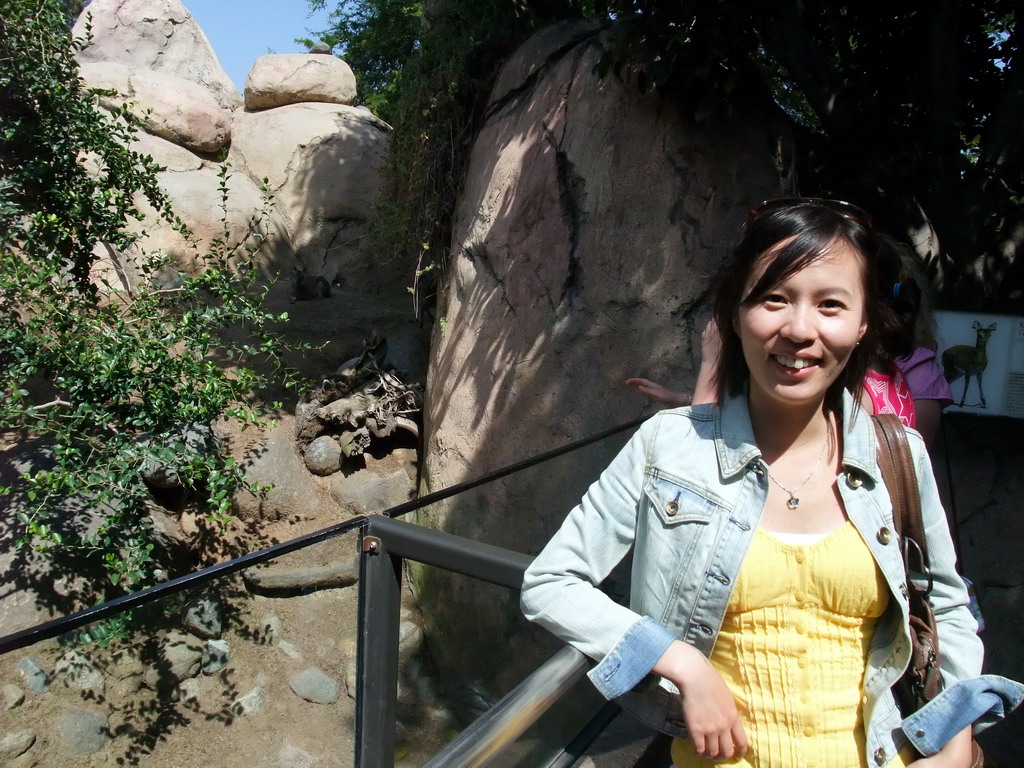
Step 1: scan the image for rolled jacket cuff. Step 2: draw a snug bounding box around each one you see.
[902,674,1024,755]
[587,616,676,699]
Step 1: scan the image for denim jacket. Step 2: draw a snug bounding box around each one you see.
[521,391,1023,765]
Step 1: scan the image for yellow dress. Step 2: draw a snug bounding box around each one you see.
[671,521,914,768]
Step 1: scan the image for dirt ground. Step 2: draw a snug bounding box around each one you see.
[0,515,452,768]
[0,287,448,766]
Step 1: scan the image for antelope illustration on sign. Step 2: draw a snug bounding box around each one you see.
[942,321,998,408]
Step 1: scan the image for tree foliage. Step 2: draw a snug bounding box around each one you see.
[0,0,295,592]
[308,0,559,309]
[313,0,1023,312]
[305,0,422,121]
[593,1,1024,311]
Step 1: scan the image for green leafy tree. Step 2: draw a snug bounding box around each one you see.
[592,0,1024,311]
[313,0,1022,312]
[305,0,422,121]
[0,0,296,592]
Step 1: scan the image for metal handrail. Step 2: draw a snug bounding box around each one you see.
[0,416,650,767]
[420,645,591,768]
[363,514,533,588]
[0,415,644,654]
[0,514,371,654]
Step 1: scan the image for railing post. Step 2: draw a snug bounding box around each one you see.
[355,521,403,768]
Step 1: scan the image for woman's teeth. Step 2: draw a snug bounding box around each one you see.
[775,355,815,370]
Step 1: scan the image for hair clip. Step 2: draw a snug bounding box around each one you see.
[892,282,902,299]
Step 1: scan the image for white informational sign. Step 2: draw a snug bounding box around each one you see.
[934,311,1024,418]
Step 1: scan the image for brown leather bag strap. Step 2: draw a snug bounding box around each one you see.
[872,413,929,569]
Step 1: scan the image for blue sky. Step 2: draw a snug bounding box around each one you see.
[183,1,335,91]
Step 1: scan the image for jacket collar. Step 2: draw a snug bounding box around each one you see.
[714,388,881,482]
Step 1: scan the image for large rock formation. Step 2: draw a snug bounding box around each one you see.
[416,20,795,694]
[228,103,390,286]
[72,0,392,292]
[244,53,358,110]
[74,0,240,109]
[57,0,426,547]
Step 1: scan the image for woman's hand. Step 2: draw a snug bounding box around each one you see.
[653,640,748,761]
[626,378,691,408]
[908,728,974,767]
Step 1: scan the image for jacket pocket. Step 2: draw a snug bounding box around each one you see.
[643,472,721,527]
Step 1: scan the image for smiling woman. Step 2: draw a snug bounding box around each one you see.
[522,199,1022,768]
[736,241,868,421]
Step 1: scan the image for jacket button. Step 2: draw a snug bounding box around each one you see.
[874,747,887,765]
[666,501,679,516]
[877,527,893,545]
[846,471,864,488]
[916,729,925,738]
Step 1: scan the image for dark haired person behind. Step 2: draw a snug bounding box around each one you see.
[862,235,952,446]
[524,199,1021,767]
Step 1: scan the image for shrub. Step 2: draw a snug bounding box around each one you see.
[0,0,298,592]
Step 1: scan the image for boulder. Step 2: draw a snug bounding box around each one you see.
[0,730,35,761]
[417,19,795,691]
[80,62,229,154]
[57,708,109,756]
[202,639,230,675]
[182,593,223,639]
[330,467,414,514]
[122,129,206,173]
[79,62,230,154]
[73,0,240,109]
[55,649,104,691]
[289,667,341,705]
[3,684,24,710]
[127,70,230,152]
[243,557,359,593]
[304,435,343,476]
[128,165,291,275]
[231,423,323,523]
[228,103,390,282]
[245,54,357,110]
[0,439,112,634]
[232,686,265,715]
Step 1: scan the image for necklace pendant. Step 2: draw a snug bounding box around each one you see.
[786,496,800,510]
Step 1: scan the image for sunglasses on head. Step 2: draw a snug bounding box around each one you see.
[750,197,874,228]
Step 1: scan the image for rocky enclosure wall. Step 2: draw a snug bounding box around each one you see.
[74,0,394,298]
[416,19,795,695]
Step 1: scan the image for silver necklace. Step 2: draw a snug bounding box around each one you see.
[766,437,828,510]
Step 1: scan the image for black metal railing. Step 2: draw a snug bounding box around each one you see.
[355,515,620,767]
[0,416,647,767]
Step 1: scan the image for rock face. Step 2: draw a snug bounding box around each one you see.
[245,54,357,110]
[938,413,1024,764]
[73,0,240,109]
[229,103,390,283]
[417,20,795,692]
[73,0,393,291]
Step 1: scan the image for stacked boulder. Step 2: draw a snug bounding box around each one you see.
[230,53,391,293]
[73,0,391,291]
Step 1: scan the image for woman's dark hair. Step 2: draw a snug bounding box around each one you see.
[875,234,923,360]
[711,200,882,419]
